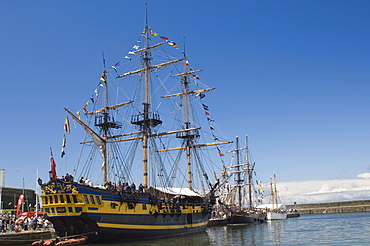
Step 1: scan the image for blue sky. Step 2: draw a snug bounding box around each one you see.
[1,1,370,203]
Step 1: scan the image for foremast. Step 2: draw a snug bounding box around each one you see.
[65,68,132,183]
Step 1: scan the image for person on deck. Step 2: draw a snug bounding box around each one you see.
[139,183,144,193]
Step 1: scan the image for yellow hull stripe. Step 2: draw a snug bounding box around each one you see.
[97,221,208,230]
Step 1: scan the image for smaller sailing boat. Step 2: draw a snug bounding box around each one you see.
[219,136,266,224]
[257,174,287,220]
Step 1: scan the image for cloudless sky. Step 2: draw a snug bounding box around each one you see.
[1,1,370,196]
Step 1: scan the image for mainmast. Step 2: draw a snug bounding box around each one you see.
[142,22,150,189]
[101,68,108,182]
[130,13,162,189]
[183,52,192,189]
[181,50,197,190]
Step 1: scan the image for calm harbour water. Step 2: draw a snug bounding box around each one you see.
[26,212,370,245]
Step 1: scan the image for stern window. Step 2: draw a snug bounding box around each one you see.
[83,195,89,204]
[72,195,78,203]
[89,195,95,204]
[66,195,71,204]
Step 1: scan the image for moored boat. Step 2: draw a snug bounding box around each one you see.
[257,175,287,220]
[39,9,231,243]
[32,236,88,246]
[219,136,266,224]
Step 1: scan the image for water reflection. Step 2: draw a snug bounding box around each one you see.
[267,221,283,245]
[206,223,267,245]
[22,213,370,246]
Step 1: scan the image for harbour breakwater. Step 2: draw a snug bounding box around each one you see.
[286,200,370,214]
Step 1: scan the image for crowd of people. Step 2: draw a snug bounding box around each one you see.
[0,213,52,233]
[77,177,145,194]
[60,174,147,195]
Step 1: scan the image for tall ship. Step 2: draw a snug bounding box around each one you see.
[39,15,230,242]
[221,136,266,224]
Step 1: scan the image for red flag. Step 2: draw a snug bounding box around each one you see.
[16,194,24,217]
[217,147,225,157]
[50,149,57,180]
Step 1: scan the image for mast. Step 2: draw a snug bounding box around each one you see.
[182,46,193,189]
[130,8,162,188]
[274,175,279,209]
[270,176,274,210]
[142,15,151,189]
[235,136,242,210]
[246,136,253,210]
[101,66,108,182]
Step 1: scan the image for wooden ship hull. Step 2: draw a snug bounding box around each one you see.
[227,211,266,224]
[41,180,210,242]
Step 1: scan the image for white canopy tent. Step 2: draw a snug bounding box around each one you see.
[256,204,287,210]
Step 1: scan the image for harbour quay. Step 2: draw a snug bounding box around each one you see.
[286,200,370,214]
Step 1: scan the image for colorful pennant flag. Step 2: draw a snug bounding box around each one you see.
[64,117,70,134]
[61,134,66,158]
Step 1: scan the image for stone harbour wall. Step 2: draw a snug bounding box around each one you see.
[286,200,370,214]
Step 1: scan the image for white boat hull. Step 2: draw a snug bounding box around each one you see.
[267,211,287,220]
